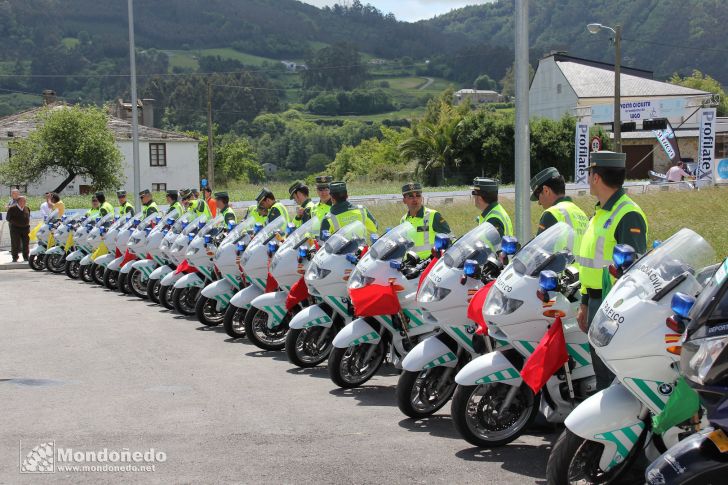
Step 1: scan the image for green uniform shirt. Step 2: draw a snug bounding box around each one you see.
[99,201,114,217]
[400,206,451,259]
[142,202,159,218]
[120,201,135,217]
[189,199,212,219]
[167,201,184,217]
[267,201,290,224]
[220,206,236,226]
[477,202,513,237]
[295,198,317,226]
[311,199,333,222]
[320,200,378,235]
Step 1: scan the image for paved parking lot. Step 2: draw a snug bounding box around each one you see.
[1,269,556,483]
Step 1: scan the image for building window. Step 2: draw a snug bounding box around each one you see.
[7,148,12,158]
[152,183,167,192]
[716,135,728,159]
[149,143,167,166]
[556,83,562,94]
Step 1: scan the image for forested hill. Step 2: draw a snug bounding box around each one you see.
[423,0,728,84]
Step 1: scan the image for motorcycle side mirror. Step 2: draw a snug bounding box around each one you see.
[501,236,519,256]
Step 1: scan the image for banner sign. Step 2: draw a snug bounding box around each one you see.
[653,120,681,164]
[574,122,590,186]
[697,108,716,183]
[591,98,686,123]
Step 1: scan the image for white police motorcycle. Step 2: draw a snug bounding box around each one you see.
[147,210,198,305]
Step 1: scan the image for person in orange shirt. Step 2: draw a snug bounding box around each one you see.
[203,187,217,217]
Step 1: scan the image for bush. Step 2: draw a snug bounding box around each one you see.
[305,89,397,115]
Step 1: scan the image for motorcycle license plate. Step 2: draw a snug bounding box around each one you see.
[707,429,728,453]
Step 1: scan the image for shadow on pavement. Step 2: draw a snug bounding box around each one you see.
[244,350,289,362]
[329,385,396,407]
[286,365,329,379]
[398,415,461,440]
[455,441,553,481]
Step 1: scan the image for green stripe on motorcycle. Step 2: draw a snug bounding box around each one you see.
[566,344,590,367]
[351,331,379,346]
[626,378,668,411]
[423,352,457,369]
[327,296,348,315]
[475,367,519,384]
[518,340,536,354]
[594,422,644,470]
[450,326,474,349]
[403,309,423,327]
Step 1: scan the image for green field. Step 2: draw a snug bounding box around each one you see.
[23,187,728,256]
[61,37,80,49]
[164,48,284,71]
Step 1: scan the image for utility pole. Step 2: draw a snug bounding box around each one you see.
[613,24,622,153]
[207,79,214,188]
[127,0,141,212]
[514,0,531,242]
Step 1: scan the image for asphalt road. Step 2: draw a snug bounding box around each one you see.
[1,269,556,483]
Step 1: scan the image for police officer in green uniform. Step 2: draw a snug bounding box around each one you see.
[289,181,316,227]
[471,178,513,237]
[319,181,378,236]
[139,189,159,218]
[400,182,451,259]
[181,188,212,219]
[165,190,184,216]
[577,151,648,390]
[95,192,114,218]
[86,195,101,219]
[530,167,589,240]
[244,203,268,225]
[117,190,135,217]
[256,188,290,224]
[312,175,333,221]
[215,192,237,226]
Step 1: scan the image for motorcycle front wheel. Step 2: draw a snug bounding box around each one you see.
[65,260,81,279]
[222,305,247,338]
[159,284,175,310]
[117,272,131,294]
[244,307,289,351]
[147,278,161,304]
[328,340,386,389]
[172,286,200,315]
[451,383,539,448]
[46,253,66,273]
[397,367,459,419]
[285,326,333,368]
[29,254,46,271]
[195,295,224,326]
[128,268,148,299]
[103,268,120,290]
[91,263,105,285]
[80,264,93,282]
[546,428,645,485]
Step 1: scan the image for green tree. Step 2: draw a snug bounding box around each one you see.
[0,105,124,193]
[302,43,367,91]
[328,127,411,181]
[196,133,264,185]
[500,62,534,98]
[474,74,497,90]
[670,70,728,116]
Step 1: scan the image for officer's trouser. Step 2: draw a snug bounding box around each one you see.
[587,295,616,391]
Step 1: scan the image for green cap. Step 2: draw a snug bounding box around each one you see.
[288,181,307,198]
[94,191,105,199]
[472,178,498,194]
[214,191,229,200]
[138,189,151,197]
[590,150,626,169]
[116,190,127,198]
[256,188,274,203]
[329,181,347,195]
[166,189,178,198]
[530,167,561,201]
[179,189,193,200]
[401,182,422,195]
[315,175,333,188]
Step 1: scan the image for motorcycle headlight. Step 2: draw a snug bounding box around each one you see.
[418,280,452,303]
[307,262,331,280]
[684,337,728,385]
[483,286,523,315]
[348,271,375,289]
[588,309,620,348]
[186,247,200,257]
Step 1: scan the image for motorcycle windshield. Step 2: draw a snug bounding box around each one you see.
[219,216,256,247]
[323,221,368,255]
[170,211,195,233]
[511,222,575,277]
[280,217,321,252]
[45,209,60,222]
[442,222,501,269]
[367,222,416,261]
[241,216,288,261]
[181,215,208,236]
[136,211,162,231]
[197,214,225,237]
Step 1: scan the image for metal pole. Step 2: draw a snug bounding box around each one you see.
[207,80,214,188]
[614,24,622,153]
[127,0,141,212]
[514,0,531,241]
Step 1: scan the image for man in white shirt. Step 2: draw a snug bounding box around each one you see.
[666,161,693,182]
[40,192,52,218]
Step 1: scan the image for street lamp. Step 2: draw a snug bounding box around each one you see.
[588,22,622,153]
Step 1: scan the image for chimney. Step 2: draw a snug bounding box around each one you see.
[42,89,57,105]
[141,98,155,128]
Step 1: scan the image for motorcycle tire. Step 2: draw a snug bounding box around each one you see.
[327,340,386,389]
[65,260,81,279]
[91,263,105,285]
[243,307,289,351]
[128,268,148,299]
[450,383,539,448]
[396,368,459,419]
[172,286,200,316]
[159,284,175,310]
[546,427,646,485]
[285,326,333,368]
[80,264,94,282]
[195,295,224,326]
[103,268,120,290]
[28,254,45,271]
[147,278,161,304]
[46,253,66,273]
[222,305,247,338]
[118,272,131,294]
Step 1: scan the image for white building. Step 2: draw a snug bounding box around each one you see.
[453,89,505,106]
[0,102,199,196]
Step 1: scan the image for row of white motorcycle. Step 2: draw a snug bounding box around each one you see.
[28,206,722,484]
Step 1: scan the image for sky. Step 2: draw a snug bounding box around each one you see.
[302,1,491,22]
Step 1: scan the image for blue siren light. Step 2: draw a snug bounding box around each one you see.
[653,240,662,249]
[286,223,297,235]
[188,233,196,241]
[612,244,636,269]
[166,218,175,225]
[267,241,279,254]
[198,220,206,229]
[253,223,264,235]
[298,247,308,259]
[236,243,246,253]
[671,292,696,319]
[320,230,331,241]
[539,270,559,292]
[502,236,518,256]
[434,234,452,252]
[204,235,212,245]
[370,234,379,244]
[345,253,358,264]
[463,259,478,277]
[144,228,152,236]
[390,260,402,270]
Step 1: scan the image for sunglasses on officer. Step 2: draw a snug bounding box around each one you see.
[404,192,422,199]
